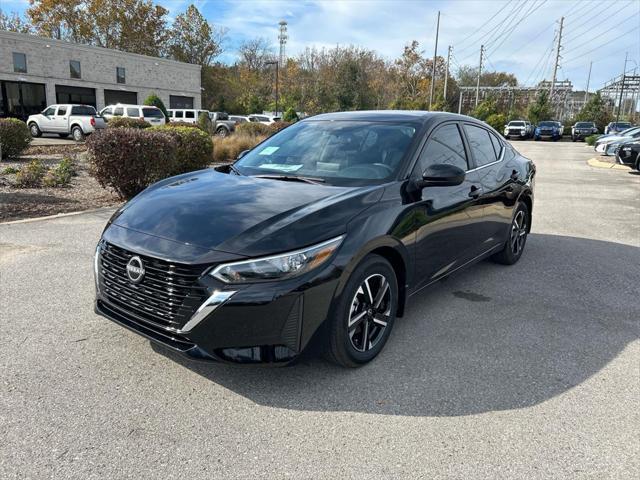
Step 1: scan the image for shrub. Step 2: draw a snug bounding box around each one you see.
[15,160,46,187]
[268,121,292,134]
[107,117,151,129]
[143,93,169,120]
[43,157,76,187]
[166,121,200,128]
[87,128,176,199]
[197,112,213,133]
[2,166,19,175]
[236,122,271,136]
[152,125,213,174]
[585,134,599,146]
[283,107,299,122]
[484,113,507,132]
[212,134,267,163]
[0,118,32,159]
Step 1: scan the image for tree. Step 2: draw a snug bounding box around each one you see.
[168,4,224,66]
[457,66,518,87]
[576,92,612,132]
[238,38,274,70]
[283,107,298,122]
[0,10,33,33]
[27,0,168,56]
[527,90,554,124]
[143,93,168,119]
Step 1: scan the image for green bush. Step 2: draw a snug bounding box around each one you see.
[43,157,76,187]
[87,128,176,199]
[167,121,200,128]
[197,112,212,133]
[485,113,507,133]
[143,93,169,119]
[152,125,213,174]
[107,117,151,129]
[2,166,19,175]
[283,107,299,122]
[212,134,267,163]
[0,118,32,159]
[236,122,271,136]
[585,134,599,146]
[15,160,46,187]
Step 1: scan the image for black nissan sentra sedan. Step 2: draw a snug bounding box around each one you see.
[94,111,535,367]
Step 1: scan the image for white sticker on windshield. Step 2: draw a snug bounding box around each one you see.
[259,146,280,155]
[258,164,303,172]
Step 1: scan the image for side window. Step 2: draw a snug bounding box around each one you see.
[464,124,498,167]
[102,107,113,115]
[113,107,123,116]
[43,107,56,116]
[126,107,139,117]
[416,123,468,173]
[57,106,67,116]
[185,111,195,119]
[489,132,503,158]
[175,111,184,118]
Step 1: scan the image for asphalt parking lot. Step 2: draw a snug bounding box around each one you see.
[1,141,638,479]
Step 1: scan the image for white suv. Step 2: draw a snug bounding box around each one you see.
[167,109,210,124]
[100,104,166,125]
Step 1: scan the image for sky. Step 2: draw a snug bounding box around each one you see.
[2,0,639,91]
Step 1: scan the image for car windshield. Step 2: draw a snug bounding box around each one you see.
[576,122,594,128]
[142,108,163,118]
[614,123,631,128]
[617,127,640,136]
[509,122,525,127]
[234,120,417,186]
[538,121,555,127]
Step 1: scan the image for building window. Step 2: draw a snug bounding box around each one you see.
[169,95,194,109]
[116,67,125,84]
[13,53,27,73]
[70,60,81,79]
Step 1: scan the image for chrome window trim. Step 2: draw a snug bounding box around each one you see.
[466,144,505,173]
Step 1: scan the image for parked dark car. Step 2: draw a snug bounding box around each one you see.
[571,121,598,141]
[605,121,632,135]
[534,121,562,141]
[616,141,640,170]
[94,111,535,367]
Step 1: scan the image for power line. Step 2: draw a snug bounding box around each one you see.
[487,0,547,57]
[563,11,639,52]
[562,25,640,66]
[453,0,514,50]
[481,1,529,52]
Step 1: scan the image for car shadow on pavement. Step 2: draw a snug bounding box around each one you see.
[152,233,639,417]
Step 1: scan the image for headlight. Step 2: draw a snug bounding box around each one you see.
[210,235,345,283]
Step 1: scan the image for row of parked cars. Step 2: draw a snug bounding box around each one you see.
[502,120,599,142]
[26,103,283,140]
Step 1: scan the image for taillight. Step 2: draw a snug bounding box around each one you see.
[90,117,96,127]
[140,117,144,121]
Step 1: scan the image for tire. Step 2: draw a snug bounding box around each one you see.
[215,127,228,137]
[325,254,398,367]
[58,133,69,138]
[634,154,640,172]
[71,126,85,142]
[29,123,42,138]
[491,201,530,265]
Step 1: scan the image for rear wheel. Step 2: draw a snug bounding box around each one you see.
[325,254,398,367]
[29,123,42,137]
[491,201,530,265]
[71,126,84,142]
[215,127,228,137]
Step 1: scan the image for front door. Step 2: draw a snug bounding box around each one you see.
[410,122,488,290]
[39,106,57,132]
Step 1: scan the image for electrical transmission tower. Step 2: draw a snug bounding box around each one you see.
[278,20,288,68]
[549,17,564,108]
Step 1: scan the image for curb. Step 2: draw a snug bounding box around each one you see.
[0,205,119,225]
[587,158,631,171]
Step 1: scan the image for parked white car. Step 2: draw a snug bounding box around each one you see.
[229,115,251,125]
[167,108,210,124]
[27,104,106,141]
[100,104,166,126]
[248,114,281,125]
[503,120,533,139]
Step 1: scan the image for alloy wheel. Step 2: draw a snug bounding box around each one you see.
[510,210,527,256]
[348,273,392,352]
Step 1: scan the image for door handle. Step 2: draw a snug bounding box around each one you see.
[468,185,483,198]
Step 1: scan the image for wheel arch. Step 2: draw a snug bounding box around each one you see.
[70,123,84,133]
[517,191,533,233]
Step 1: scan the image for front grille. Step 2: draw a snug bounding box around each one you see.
[98,242,209,330]
[508,129,523,135]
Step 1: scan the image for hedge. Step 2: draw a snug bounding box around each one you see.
[87,128,176,199]
[0,118,31,159]
[151,125,213,174]
[236,121,292,137]
[107,117,151,129]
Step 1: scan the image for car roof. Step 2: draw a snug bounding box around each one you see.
[305,110,472,125]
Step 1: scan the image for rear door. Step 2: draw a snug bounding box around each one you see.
[52,105,69,132]
[411,122,487,288]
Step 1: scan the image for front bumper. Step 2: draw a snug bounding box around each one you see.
[95,241,341,365]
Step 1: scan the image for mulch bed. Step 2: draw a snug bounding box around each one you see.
[0,150,121,222]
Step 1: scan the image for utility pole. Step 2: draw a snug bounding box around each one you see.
[475,45,484,107]
[616,52,628,123]
[550,16,564,102]
[458,91,463,114]
[444,45,452,103]
[429,10,440,110]
[584,61,592,104]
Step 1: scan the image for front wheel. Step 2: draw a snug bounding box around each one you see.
[29,123,42,138]
[491,201,530,265]
[325,254,398,367]
[71,126,85,142]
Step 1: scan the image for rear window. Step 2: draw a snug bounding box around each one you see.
[216,112,229,120]
[71,106,96,116]
[464,124,498,167]
[143,107,164,118]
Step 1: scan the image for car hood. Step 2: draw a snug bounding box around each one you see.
[110,169,383,257]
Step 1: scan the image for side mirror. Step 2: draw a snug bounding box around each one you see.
[418,163,466,188]
[237,150,249,160]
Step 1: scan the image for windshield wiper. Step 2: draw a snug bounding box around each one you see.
[254,174,325,185]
